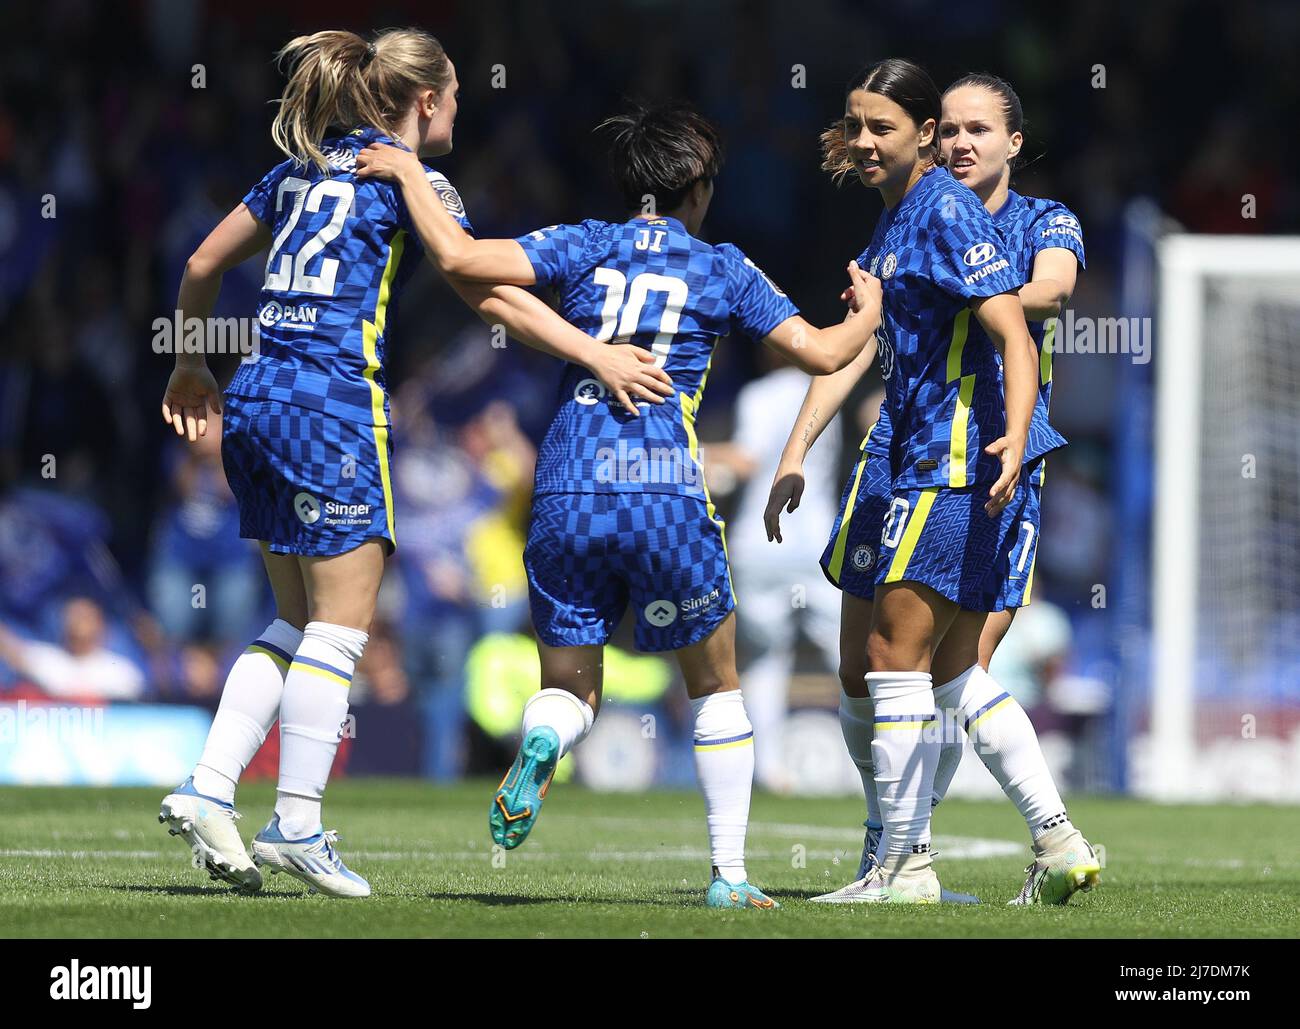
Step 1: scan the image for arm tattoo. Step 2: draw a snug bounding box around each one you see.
[798,406,821,451]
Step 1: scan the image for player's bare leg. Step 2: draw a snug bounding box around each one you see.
[159,545,308,892]
[977,608,1016,669]
[673,612,776,909]
[252,540,386,898]
[299,538,386,631]
[490,642,602,849]
[533,641,606,714]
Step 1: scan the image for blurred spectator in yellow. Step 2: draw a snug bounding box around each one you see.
[459,400,535,631]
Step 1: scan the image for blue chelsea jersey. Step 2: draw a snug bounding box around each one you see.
[854,166,1024,491]
[227,126,473,425]
[992,190,1086,466]
[516,216,799,497]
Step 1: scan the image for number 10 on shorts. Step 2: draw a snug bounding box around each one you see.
[882,497,910,549]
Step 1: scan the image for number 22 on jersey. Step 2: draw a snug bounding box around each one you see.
[263,177,355,296]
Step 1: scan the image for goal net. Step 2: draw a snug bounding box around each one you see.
[1145,235,1300,801]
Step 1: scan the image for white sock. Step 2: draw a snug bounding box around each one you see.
[691,690,754,885]
[192,619,302,803]
[838,692,882,835]
[938,663,1069,838]
[274,621,367,838]
[929,670,971,807]
[868,672,938,858]
[521,688,594,758]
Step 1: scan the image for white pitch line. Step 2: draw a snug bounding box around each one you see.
[0,837,1021,863]
[2,847,1291,871]
[381,814,1028,856]
[0,849,167,859]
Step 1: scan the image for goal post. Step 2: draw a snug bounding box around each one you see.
[1149,235,1300,801]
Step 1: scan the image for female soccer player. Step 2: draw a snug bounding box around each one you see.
[760,56,1038,904]
[356,104,876,908]
[157,28,672,898]
[767,69,1098,905]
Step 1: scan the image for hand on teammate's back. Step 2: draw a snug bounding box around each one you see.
[587,343,675,418]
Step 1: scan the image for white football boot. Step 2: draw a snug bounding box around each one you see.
[158,776,262,891]
[251,815,370,898]
[1009,826,1101,906]
[811,824,978,904]
[811,826,883,903]
[810,860,884,904]
[867,851,942,903]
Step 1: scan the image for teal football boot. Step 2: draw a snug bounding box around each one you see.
[705,870,780,910]
[490,726,560,849]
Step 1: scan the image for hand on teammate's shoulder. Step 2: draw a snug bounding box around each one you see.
[355,142,420,182]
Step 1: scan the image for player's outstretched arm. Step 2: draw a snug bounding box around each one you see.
[971,291,1037,515]
[450,279,673,418]
[763,264,882,541]
[761,263,881,376]
[356,143,534,285]
[763,334,876,543]
[1018,248,1078,321]
[162,204,270,441]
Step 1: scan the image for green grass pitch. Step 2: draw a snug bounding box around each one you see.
[2,781,1297,938]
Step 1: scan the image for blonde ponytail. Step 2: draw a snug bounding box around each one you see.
[270,27,451,173]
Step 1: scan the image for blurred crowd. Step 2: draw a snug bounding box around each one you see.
[1,0,1295,785]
